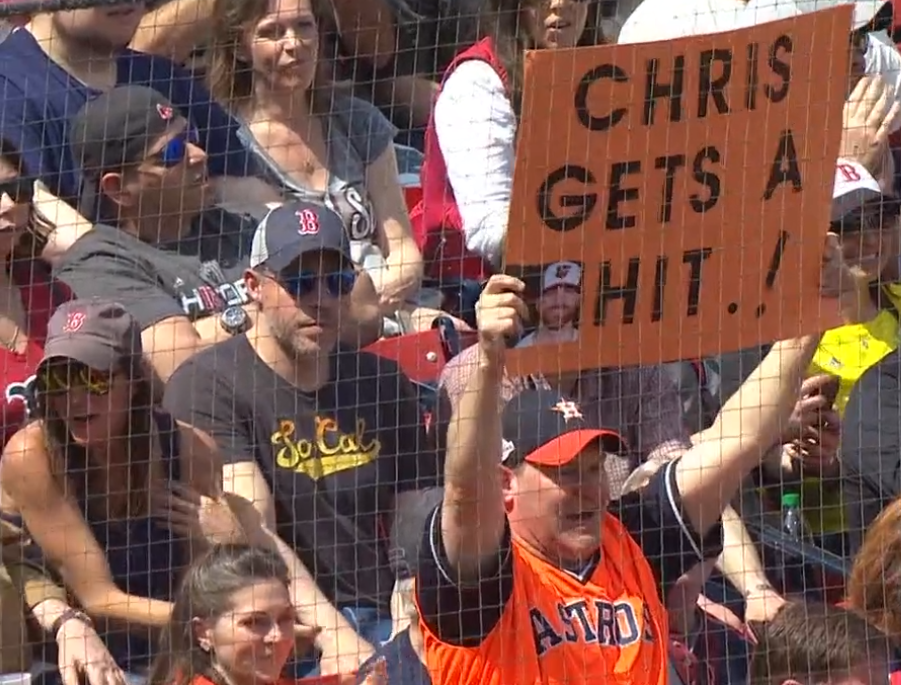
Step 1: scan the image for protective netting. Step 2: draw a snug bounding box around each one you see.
[0,1,895,685]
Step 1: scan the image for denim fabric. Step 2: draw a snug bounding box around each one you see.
[289,606,393,678]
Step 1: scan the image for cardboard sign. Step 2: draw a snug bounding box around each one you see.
[503,9,849,377]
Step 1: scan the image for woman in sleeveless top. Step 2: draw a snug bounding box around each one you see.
[419,0,595,273]
[0,300,241,675]
[203,0,467,334]
[148,544,326,685]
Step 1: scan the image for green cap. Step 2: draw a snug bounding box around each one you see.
[781,493,802,507]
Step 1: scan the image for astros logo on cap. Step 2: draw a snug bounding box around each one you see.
[156,103,174,121]
[552,400,582,422]
[296,209,320,236]
[63,311,87,333]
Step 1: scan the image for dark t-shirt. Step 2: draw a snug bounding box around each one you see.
[0,29,253,203]
[417,459,722,646]
[356,629,430,685]
[841,348,901,554]
[162,336,441,609]
[52,208,255,329]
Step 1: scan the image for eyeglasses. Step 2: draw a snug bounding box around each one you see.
[281,270,357,299]
[39,363,114,396]
[0,177,34,204]
[153,127,200,168]
[831,201,901,234]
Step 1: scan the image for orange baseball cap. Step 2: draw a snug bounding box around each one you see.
[501,389,627,467]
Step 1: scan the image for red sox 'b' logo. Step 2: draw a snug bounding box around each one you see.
[296,209,321,236]
[63,311,87,333]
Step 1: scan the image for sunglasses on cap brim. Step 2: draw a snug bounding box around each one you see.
[153,126,201,168]
[831,197,901,233]
[38,362,115,396]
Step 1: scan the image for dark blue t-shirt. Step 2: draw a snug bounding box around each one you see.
[0,29,253,202]
[356,630,430,685]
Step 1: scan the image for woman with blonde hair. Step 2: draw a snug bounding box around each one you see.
[203,0,458,334]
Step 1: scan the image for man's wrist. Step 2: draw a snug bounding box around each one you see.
[51,608,93,639]
[743,582,777,599]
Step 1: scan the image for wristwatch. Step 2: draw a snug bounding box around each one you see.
[220,305,250,336]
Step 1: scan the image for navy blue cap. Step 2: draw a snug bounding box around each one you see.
[250,200,352,272]
[501,389,626,467]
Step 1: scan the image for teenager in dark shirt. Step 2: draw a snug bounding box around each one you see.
[0,6,275,209]
[163,200,440,676]
[52,85,260,382]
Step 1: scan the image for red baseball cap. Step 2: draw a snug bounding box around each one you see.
[501,389,627,467]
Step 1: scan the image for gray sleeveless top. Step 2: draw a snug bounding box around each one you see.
[236,92,397,270]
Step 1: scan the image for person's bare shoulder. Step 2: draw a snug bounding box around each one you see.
[0,422,53,508]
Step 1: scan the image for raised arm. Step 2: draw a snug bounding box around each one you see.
[365,144,424,313]
[0,425,172,628]
[674,336,820,537]
[440,275,529,581]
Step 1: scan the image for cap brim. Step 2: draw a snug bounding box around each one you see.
[852,0,890,28]
[37,340,123,378]
[525,429,627,467]
[259,245,354,273]
[832,187,888,221]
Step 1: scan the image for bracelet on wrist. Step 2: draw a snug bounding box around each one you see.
[51,608,93,639]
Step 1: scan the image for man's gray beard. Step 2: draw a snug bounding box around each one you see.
[272,321,306,360]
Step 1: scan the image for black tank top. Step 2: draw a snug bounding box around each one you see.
[68,410,189,671]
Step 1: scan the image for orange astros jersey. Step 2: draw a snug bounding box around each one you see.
[419,514,668,685]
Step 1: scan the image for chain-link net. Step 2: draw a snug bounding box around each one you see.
[0,2,895,685]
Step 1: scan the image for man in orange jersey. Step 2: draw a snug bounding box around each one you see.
[415,273,822,685]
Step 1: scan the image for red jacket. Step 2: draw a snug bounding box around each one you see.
[410,37,507,284]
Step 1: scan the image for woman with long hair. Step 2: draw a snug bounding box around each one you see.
[148,544,319,685]
[0,300,239,675]
[149,541,375,685]
[203,0,458,334]
[0,137,75,444]
[0,139,125,685]
[413,0,596,285]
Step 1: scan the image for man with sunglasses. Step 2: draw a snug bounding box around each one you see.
[163,199,440,677]
[50,85,265,382]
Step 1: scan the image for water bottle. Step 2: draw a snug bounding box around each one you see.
[782,493,810,540]
[779,492,812,594]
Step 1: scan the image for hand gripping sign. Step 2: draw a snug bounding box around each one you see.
[503,8,850,376]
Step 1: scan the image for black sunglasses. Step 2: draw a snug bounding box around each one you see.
[280,270,357,299]
[831,199,901,234]
[0,176,34,204]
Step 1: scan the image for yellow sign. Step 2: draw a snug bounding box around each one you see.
[272,417,380,480]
